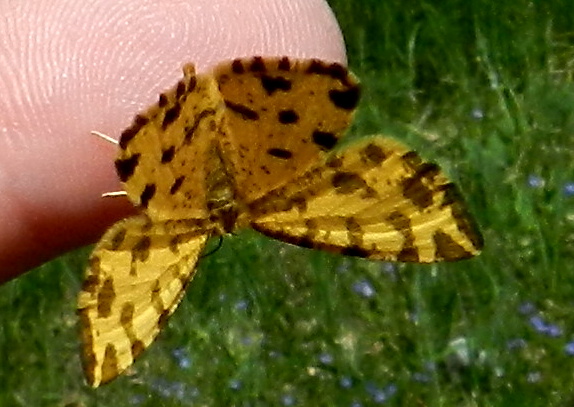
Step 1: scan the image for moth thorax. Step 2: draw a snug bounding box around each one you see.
[205,141,238,233]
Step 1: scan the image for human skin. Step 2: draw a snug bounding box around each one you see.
[0,0,347,283]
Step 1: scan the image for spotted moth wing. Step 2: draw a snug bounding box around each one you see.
[114,64,227,222]
[249,136,483,262]
[78,215,208,387]
[214,56,360,203]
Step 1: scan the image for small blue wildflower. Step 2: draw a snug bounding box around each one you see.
[545,324,563,338]
[268,350,282,359]
[470,108,484,120]
[527,174,544,189]
[319,352,334,365]
[371,389,387,404]
[350,401,363,407]
[506,338,527,350]
[527,371,542,383]
[171,347,192,370]
[380,262,398,281]
[365,382,395,404]
[528,315,562,337]
[352,279,376,298]
[518,301,536,315]
[229,379,242,391]
[385,384,397,398]
[529,315,547,333]
[151,379,188,400]
[564,341,574,356]
[339,376,353,389]
[234,299,249,311]
[281,394,296,406]
[412,372,431,383]
[563,182,574,197]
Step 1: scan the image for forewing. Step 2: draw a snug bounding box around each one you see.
[214,57,360,202]
[78,215,209,387]
[114,64,226,221]
[250,136,483,262]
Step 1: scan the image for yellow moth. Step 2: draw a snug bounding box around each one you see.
[78,56,483,387]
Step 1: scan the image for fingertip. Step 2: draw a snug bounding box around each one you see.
[0,0,347,282]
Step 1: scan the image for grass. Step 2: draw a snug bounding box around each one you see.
[2,0,574,405]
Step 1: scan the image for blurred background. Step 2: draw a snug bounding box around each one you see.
[2,0,574,405]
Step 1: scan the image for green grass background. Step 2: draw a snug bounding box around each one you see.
[2,0,574,405]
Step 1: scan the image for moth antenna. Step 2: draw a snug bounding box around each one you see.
[102,191,127,198]
[92,130,119,145]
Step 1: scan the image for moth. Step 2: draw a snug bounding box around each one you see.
[78,56,483,387]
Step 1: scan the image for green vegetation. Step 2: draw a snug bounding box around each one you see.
[2,1,574,405]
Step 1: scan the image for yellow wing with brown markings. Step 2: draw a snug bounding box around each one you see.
[114,64,226,222]
[78,215,208,387]
[249,136,482,262]
[214,56,360,202]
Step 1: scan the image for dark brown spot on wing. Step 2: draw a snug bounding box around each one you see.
[278,57,291,71]
[250,56,266,72]
[119,115,148,149]
[170,176,185,195]
[386,211,411,231]
[158,309,170,329]
[441,185,484,251]
[128,340,144,360]
[342,245,371,258]
[345,217,366,252]
[260,75,292,95]
[332,172,367,194]
[140,184,156,208]
[115,154,141,182]
[401,163,440,209]
[329,86,360,110]
[110,228,127,250]
[306,60,350,82]
[158,93,168,107]
[132,236,151,262]
[151,279,164,313]
[434,230,473,260]
[187,75,197,93]
[82,267,100,295]
[97,277,115,318]
[312,130,338,150]
[326,156,343,168]
[278,109,299,124]
[397,245,420,262]
[131,340,145,360]
[175,80,186,99]
[169,235,183,253]
[183,108,217,144]
[402,151,423,167]
[100,344,119,385]
[386,211,419,262]
[120,302,135,327]
[231,59,245,74]
[161,146,176,163]
[225,100,259,120]
[162,103,182,130]
[360,143,387,166]
[267,148,293,159]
